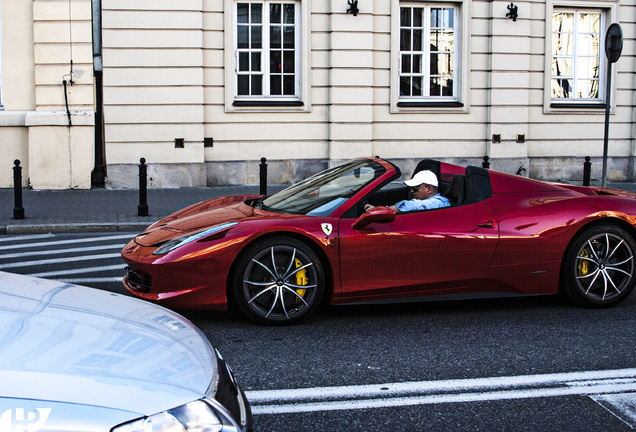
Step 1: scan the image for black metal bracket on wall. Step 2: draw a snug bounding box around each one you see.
[347,0,359,16]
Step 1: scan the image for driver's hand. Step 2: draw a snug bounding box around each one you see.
[364,204,374,212]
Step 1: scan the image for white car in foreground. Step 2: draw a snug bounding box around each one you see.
[0,271,252,432]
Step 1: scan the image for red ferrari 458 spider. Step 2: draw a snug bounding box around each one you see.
[122,157,636,325]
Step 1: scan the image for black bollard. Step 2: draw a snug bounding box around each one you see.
[482,155,490,169]
[583,156,591,187]
[13,160,25,220]
[259,157,268,195]
[138,158,149,216]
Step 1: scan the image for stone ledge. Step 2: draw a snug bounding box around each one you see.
[24,110,95,126]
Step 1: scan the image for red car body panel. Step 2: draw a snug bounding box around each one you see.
[121,158,636,313]
[337,201,498,303]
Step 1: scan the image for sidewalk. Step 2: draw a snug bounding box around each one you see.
[0,185,285,235]
[1,181,636,235]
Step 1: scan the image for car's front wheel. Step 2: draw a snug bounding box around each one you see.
[232,237,325,325]
[561,224,636,307]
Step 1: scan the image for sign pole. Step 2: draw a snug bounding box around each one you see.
[601,23,623,187]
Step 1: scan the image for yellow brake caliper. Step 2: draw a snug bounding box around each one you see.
[578,248,589,276]
[294,258,308,303]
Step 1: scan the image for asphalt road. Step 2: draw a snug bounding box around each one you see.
[1,232,636,431]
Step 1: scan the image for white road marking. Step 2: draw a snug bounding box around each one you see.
[592,393,636,428]
[247,368,636,416]
[0,243,126,259]
[0,233,133,250]
[0,233,55,242]
[57,277,123,283]
[0,253,122,269]
[30,264,126,277]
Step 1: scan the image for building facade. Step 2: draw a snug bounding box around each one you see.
[1,0,635,189]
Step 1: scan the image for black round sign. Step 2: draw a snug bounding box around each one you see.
[605,23,623,63]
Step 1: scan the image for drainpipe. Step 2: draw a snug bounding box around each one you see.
[91,0,106,187]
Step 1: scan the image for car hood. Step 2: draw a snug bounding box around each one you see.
[135,194,271,247]
[0,272,216,423]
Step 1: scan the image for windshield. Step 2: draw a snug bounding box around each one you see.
[258,159,386,216]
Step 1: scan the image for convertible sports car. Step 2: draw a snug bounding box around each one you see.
[122,157,636,325]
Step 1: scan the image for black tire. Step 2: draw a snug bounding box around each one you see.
[561,224,636,307]
[232,237,325,325]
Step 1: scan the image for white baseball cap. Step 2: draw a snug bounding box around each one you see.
[404,170,438,188]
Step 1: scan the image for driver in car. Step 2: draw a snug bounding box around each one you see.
[364,170,450,213]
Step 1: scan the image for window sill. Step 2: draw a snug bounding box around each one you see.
[397,101,464,108]
[550,102,605,109]
[233,100,304,107]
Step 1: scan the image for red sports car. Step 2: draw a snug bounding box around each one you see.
[121,157,636,325]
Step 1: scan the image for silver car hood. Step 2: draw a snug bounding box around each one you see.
[0,272,217,428]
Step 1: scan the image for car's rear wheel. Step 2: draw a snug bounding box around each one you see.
[561,224,636,307]
[232,237,325,325]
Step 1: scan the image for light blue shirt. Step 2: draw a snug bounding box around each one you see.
[395,193,450,212]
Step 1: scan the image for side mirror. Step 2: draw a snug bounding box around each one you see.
[351,206,396,230]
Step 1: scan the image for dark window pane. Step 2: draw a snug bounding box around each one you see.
[283,27,295,49]
[552,78,572,98]
[400,29,411,51]
[251,4,262,23]
[283,75,295,95]
[284,4,295,23]
[413,8,423,27]
[430,53,439,74]
[430,77,441,96]
[270,26,281,48]
[251,52,261,71]
[442,78,453,96]
[412,76,422,96]
[270,51,282,73]
[251,25,262,48]
[402,54,411,73]
[239,52,249,71]
[413,54,422,73]
[283,50,294,73]
[237,4,249,23]
[252,75,262,95]
[237,26,248,48]
[271,76,282,95]
[238,75,249,95]
[400,7,411,27]
[400,77,411,96]
[270,3,281,23]
[413,29,422,51]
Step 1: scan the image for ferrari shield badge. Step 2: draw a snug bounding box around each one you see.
[321,223,333,237]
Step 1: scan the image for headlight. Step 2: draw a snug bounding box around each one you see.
[113,399,241,432]
[153,223,239,255]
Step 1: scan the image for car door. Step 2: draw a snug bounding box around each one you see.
[337,202,499,302]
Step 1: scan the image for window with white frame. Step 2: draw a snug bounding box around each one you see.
[551,9,604,103]
[234,1,301,104]
[398,4,459,103]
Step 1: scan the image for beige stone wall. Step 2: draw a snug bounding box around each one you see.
[99,0,635,186]
[0,0,95,189]
[3,0,630,188]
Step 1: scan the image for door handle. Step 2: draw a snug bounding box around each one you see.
[477,219,496,228]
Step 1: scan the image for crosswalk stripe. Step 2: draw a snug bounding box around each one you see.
[0,234,134,250]
[29,264,127,277]
[0,244,126,260]
[0,253,123,269]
